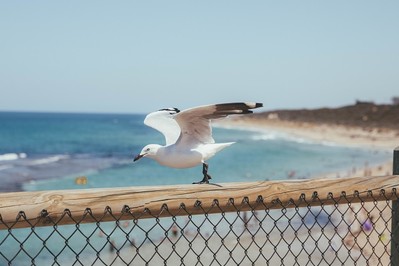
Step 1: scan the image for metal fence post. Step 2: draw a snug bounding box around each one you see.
[392,147,399,266]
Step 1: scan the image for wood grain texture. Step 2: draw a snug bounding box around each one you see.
[1,175,398,229]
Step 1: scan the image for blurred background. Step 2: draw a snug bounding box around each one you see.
[0,1,397,193]
[1,1,398,113]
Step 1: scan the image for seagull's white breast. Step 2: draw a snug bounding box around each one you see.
[154,145,203,168]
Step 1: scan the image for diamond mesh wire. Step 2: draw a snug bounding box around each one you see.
[0,189,398,266]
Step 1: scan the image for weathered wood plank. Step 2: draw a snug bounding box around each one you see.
[0,175,398,229]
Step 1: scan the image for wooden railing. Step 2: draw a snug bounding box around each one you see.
[1,174,398,230]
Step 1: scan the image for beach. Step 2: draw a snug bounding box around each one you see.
[224,117,398,150]
[220,105,399,178]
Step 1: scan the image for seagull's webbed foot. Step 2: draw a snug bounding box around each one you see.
[193,163,212,184]
[193,174,211,184]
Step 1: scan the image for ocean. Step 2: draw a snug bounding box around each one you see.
[0,111,391,192]
[0,111,392,264]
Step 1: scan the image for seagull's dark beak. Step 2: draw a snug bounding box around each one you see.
[133,153,144,162]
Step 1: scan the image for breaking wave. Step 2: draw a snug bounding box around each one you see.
[0,153,27,161]
[28,155,70,166]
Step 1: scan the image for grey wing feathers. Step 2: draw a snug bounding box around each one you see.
[204,102,263,118]
[175,102,263,145]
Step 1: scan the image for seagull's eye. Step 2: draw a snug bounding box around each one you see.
[146,148,150,152]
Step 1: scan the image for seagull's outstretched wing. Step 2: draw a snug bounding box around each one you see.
[175,102,263,146]
[144,108,181,145]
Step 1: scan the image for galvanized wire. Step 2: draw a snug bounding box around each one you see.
[0,189,398,265]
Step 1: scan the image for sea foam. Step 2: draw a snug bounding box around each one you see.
[0,153,27,161]
[28,155,70,166]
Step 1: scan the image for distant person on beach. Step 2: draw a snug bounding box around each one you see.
[109,240,116,252]
[343,207,374,255]
[171,225,178,237]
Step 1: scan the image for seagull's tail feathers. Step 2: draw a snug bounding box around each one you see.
[197,142,235,162]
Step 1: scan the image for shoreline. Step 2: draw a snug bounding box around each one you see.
[218,117,398,178]
[220,117,399,151]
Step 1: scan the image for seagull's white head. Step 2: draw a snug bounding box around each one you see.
[133,144,162,162]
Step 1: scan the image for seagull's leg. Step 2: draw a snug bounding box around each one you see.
[193,162,212,184]
[202,162,212,182]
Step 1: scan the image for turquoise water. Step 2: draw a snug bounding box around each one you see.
[0,111,392,264]
[0,111,391,192]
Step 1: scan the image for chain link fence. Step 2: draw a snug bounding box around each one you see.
[1,187,398,265]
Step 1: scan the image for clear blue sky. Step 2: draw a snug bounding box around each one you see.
[1,1,398,114]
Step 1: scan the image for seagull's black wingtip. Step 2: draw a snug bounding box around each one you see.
[255,103,263,108]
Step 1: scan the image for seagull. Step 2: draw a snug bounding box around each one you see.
[133,102,263,184]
